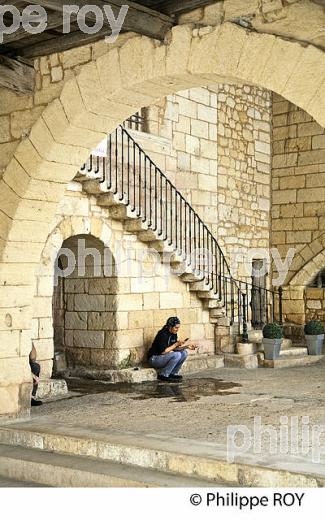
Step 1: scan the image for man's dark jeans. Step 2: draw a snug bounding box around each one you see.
[29,360,40,397]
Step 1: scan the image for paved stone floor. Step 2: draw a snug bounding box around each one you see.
[30,360,325,455]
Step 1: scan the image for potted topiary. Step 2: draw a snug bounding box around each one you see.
[304,320,324,356]
[262,323,283,360]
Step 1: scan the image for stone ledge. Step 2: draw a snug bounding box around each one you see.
[67,354,225,383]
[224,353,258,369]
[259,354,324,369]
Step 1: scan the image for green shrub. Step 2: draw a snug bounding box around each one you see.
[263,323,283,339]
[304,320,324,336]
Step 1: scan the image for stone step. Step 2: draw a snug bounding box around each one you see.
[180,272,203,283]
[203,299,224,309]
[224,353,258,369]
[0,444,218,488]
[109,205,138,220]
[97,193,120,207]
[183,353,224,372]
[259,354,324,369]
[197,290,218,299]
[189,281,212,292]
[0,425,322,487]
[161,251,184,266]
[280,346,308,357]
[148,240,175,254]
[68,354,224,383]
[124,219,150,232]
[209,308,226,319]
[83,179,107,195]
[137,229,159,242]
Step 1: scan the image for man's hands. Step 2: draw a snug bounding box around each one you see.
[163,339,199,354]
[175,340,198,351]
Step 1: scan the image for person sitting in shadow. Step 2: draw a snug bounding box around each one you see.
[29,343,43,407]
[147,316,198,382]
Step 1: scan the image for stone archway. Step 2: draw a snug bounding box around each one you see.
[32,215,120,382]
[288,233,325,287]
[1,22,325,417]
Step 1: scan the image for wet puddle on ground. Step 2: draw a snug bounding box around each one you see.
[66,377,242,403]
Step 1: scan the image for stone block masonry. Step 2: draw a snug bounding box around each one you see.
[271,93,325,324]
[143,83,271,282]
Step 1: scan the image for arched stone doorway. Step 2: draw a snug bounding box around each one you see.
[52,234,117,373]
[32,217,119,388]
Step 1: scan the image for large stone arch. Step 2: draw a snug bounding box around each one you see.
[288,232,325,287]
[1,21,325,417]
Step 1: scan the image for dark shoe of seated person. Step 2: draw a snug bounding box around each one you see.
[170,374,183,380]
[31,398,43,407]
[157,374,176,382]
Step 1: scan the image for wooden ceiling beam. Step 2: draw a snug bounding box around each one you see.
[18,26,114,58]
[0,55,34,93]
[1,11,64,45]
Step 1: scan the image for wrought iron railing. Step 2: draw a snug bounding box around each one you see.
[122,111,146,132]
[80,125,283,339]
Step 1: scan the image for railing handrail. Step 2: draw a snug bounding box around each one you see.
[80,124,283,335]
[120,126,234,278]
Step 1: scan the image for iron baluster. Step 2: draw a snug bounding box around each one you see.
[231,279,235,326]
[242,290,249,343]
[114,128,118,195]
[132,141,136,212]
[278,287,283,326]
[164,178,168,241]
[137,147,141,218]
[119,128,124,200]
[142,156,147,223]
[153,167,158,232]
[169,182,173,246]
[107,134,112,190]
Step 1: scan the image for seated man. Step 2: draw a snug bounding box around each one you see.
[148,316,198,382]
[29,343,43,407]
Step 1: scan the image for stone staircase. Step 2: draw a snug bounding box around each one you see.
[74,126,321,371]
[76,125,274,359]
[78,183,228,330]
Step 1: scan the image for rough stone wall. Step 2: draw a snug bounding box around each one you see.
[305,287,325,322]
[271,93,325,323]
[216,84,271,280]
[141,84,272,281]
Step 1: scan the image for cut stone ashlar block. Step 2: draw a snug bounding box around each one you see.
[73,330,105,349]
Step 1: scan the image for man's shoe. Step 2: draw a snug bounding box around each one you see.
[31,399,43,407]
[170,374,183,381]
[157,374,173,382]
